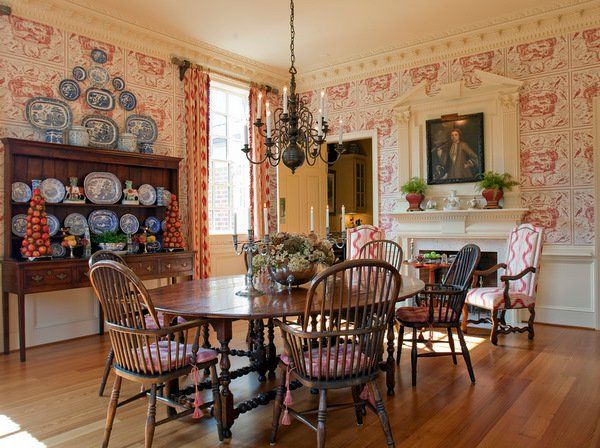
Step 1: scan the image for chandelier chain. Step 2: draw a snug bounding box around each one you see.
[289,0,296,75]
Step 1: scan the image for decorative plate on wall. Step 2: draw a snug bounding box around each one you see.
[25,97,73,131]
[40,178,66,203]
[112,77,125,91]
[88,66,110,87]
[46,213,60,237]
[90,48,108,64]
[126,114,157,143]
[118,91,137,111]
[138,184,156,205]
[88,209,119,235]
[119,213,139,234]
[144,216,161,234]
[11,214,27,237]
[81,114,119,149]
[64,213,87,236]
[59,79,81,101]
[85,88,115,111]
[11,182,32,203]
[84,171,122,204]
[50,242,66,258]
[72,66,87,81]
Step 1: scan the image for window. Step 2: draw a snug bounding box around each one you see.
[208,82,250,234]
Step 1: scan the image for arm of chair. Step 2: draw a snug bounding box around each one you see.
[471,263,507,287]
[499,266,537,309]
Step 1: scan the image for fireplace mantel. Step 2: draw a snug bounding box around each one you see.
[391,207,528,239]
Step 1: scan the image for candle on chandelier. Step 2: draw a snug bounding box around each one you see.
[325,205,330,229]
[233,212,237,235]
[266,110,272,139]
[257,92,263,118]
[320,91,326,118]
[310,206,314,232]
[263,203,269,236]
[283,87,288,114]
[341,205,346,232]
[318,109,323,137]
[338,119,343,145]
[243,121,249,145]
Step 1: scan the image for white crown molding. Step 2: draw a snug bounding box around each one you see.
[297,0,600,90]
[6,0,288,87]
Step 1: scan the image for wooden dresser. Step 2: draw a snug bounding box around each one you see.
[1,138,195,361]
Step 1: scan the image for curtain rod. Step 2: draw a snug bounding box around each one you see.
[170,57,277,93]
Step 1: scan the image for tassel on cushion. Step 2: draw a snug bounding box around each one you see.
[360,384,375,407]
[280,355,294,425]
[424,323,434,350]
[281,408,292,426]
[190,365,204,419]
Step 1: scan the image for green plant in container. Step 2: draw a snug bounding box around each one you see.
[91,231,127,252]
[475,171,520,209]
[401,177,428,211]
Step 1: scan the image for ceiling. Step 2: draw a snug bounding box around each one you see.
[75,0,581,72]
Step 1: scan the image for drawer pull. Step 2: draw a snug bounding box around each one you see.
[166,263,172,269]
[182,262,188,268]
[146,266,152,272]
[56,273,68,281]
[31,275,43,283]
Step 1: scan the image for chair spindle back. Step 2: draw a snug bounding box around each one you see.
[358,239,403,271]
[88,250,126,268]
[441,244,481,290]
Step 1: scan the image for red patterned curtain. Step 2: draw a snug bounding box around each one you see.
[184,67,211,279]
[249,86,270,235]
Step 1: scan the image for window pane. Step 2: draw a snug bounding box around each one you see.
[211,89,227,113]
[229,117,244,148]
[228,94,245,119]
[211,113,226,137]
[211,137,227,160]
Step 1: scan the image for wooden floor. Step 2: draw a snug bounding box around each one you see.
[0,323,599,448]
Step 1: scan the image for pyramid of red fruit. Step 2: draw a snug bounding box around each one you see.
[163,194,184,249]
[20,188,52,259]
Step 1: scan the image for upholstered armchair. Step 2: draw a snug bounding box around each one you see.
[346,225,383,260]
[462,224,544,345]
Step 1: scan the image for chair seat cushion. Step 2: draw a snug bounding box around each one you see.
[134,340,217,372]
[466,287,535,310]
[395,306,456,323]
[144,314,184,330]
[299,344,370,378]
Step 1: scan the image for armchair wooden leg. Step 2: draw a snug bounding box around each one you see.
[210,364,224,442]
[447,328,457,365]
[145,383,157,448]
[351,386,364,426]
[490,311,499,345]
[270,363,286,445]
[411,328,418,387]
[528,307,535,340]
[461,303,469,333]
[395,324,404,366]
[370,381,395,447]
[317,390,327,448]
[102,375,122,448]
[386,320,395,396]
[98,348,114,396]
[456,327,475,384]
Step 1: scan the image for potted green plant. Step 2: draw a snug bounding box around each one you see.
[401,177,428,211]
[91,231,127,252]
[475,171,520,209]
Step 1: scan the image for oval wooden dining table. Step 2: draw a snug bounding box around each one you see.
[150,274,424,439]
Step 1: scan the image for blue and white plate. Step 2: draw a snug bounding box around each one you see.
[25,97,73,131]
[72,66,87,81]
[11,214,27,237]
[90,48,108,64]
[119,213,139,234]
[88,65,110,87]
[82,115,119,149]
[138,184,156,206]
[84,172,122,204]
[40,178,66,203]
[64,213,87,236]
[46,213,60,237]
[85,88,115,111]
[50,242,66,258]
[11,182,32,203]
[147,240,161,252]
[112,77,125,91]
[144,216,161,234]
[88,209,119,235]
[126,114,157,143]
[118,91,137,111]
[59,79,81,101]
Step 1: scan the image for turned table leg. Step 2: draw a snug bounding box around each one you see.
[212,319,234,439]
[2,292,9,355]
[385,320,395,396]
[266,318,277,379]
[18,293,25,362]
[255,320,267,382]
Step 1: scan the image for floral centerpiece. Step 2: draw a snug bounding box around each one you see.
[252,232,335,287]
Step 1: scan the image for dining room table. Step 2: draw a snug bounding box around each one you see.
[150,273,425,439]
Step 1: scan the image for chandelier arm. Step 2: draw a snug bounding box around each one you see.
[245,149,271,165]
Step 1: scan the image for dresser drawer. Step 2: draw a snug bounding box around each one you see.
[159,255,194,276]
[24,267,73,291]
[75,266,91,286]
[130,260,159,278]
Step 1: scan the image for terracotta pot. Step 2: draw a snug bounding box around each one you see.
[482,188,503,209]
[406,193,425,212]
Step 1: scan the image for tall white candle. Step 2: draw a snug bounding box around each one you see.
[320,90,325,112]
[263,203,269,236]
[283,87,288,114]
[233,212,237,235]
[338,119,343,145]
[266,110,272,139]
[325,206,329,229]
[243,121,249,145]
[257,92,262,118]
[341,205,346,232]
[318,110,323,137]
[310,206,314,232]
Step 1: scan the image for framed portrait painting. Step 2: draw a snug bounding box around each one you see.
[426,112,484,185]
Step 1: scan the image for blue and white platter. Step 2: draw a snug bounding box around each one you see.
[119,213,139,235]
[85,88,115,111]
[51,242,66,258]
[126,114,157,143]
[59,79,81,101]
[46,213,60,237]
[25,97,73,131]
[88,209,119,235]
[118,91,137,111]
[91,48,108,64]
[147,240,161,252]
[144,216,161,234]
[40,178,66,203]
[138,184,156,205]
[88,65,110,87]
[64,213,87,236]
[72,66,87,81]
[81,114,119,149]
[84,172,122,204]
[11,214,27,237]
[112,77,125,91]
[11,182,31,203]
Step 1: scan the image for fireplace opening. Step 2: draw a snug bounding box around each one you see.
[417,250,498,286]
